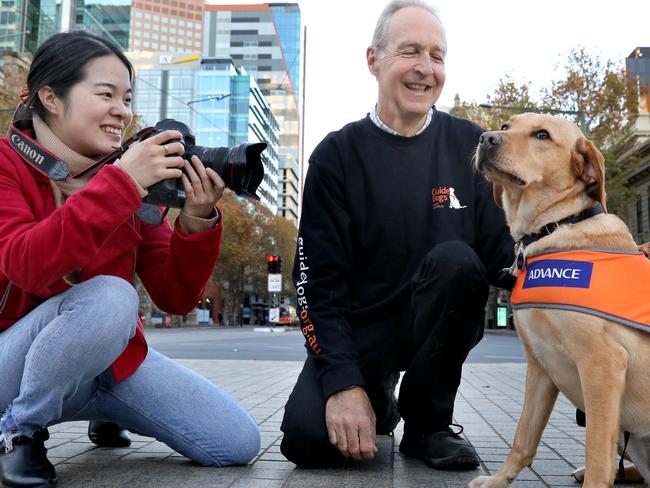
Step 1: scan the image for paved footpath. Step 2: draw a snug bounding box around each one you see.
[45,360,641,488]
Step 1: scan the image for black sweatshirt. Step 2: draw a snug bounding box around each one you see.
[293,109,514,399]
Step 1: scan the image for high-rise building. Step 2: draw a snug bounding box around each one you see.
[128,0,203,53]
[129,52,280,213]
[0,0,58,53]
[0,0,132,53]
[627,47,650,114]
[70,0,132,51]
[203,3,301,224]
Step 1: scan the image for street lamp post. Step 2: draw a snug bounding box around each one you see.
[479,103,588,135]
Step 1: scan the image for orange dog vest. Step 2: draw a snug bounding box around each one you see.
[511,249,650,332]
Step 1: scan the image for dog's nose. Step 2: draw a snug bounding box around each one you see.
[479,132,503,148]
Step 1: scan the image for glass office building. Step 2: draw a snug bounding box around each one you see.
[203,3,301,224]
[131,53,280,213]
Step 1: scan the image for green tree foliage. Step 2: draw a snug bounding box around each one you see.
[455,47,640,215]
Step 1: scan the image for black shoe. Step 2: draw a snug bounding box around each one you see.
[87,421,131,448]
[0,428,57,487]
[400,424,480,470]
[374,372,401,435]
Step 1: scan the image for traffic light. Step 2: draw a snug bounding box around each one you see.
[267,255,282,274]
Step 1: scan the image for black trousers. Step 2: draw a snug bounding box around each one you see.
[280,241,489,468]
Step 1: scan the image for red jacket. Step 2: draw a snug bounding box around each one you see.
[0,136,223,381]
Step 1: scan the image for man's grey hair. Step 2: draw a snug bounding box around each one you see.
[370,0,444,53]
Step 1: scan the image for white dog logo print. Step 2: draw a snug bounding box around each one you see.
[448,187,467,209]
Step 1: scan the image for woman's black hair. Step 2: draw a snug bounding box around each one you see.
[24,30,133,122]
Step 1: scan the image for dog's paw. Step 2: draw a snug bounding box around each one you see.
[465,475,510,488]
[571,466,586,482]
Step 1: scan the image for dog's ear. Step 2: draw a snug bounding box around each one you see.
[572,138,607,212]
[492,182,504,209]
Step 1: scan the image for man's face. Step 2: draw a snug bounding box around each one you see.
[367,6,446,127]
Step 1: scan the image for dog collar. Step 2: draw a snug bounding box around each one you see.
[520,204,605,248]
[503,203,606,275]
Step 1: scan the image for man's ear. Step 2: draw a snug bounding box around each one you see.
[37,86,63,117]
[493,182,504,209]
[367,47,379,76]
[572,137,607,212]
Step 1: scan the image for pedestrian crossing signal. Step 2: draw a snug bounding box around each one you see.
[267,255,282,274]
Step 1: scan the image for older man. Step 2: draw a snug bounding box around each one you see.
[281,0,514,470]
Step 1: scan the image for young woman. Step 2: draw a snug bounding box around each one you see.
[0,31,260,487]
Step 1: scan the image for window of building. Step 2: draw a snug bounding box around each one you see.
[144,13,151,19]
[152,33,159,40]
[160,44,167,50]
[259,41,272,47]
[135,21,142,27]
[135,11,143,18]
[244,40,257,47]
[154,15,160,21]
[153,23,159,30]
[134,39,141,46]
[144,22,151,29]
[162,25,168,32]
[230,41,243,47]
[195,31,201,38]
[179,19,185,26]
[143,41,150,47]
[152,42,158,49]
[637,197,644,233]
[259,54,272,59]
[162,16,168,23]
[144,32,151,38]
[170,27,176,33]
[171,18,177,24]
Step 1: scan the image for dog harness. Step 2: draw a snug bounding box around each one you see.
[511,249,650,332]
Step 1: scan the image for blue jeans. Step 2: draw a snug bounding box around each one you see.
[0,276,260,466]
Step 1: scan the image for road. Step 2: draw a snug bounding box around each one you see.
[144,326,525,363]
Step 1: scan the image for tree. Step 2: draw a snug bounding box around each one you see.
[0,52,30,133]
[212,192,297,324]
[454,48,639,215]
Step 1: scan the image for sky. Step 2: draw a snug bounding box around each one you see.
[211,0,650,162]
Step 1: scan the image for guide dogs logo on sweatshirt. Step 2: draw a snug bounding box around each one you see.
[432,186,467,210]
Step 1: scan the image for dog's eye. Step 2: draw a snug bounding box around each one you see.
[500,124,509,131]
[535,129,550,140]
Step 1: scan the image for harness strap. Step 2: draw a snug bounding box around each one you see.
[618,430,631,481]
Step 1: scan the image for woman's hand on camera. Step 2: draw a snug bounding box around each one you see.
[118,130,185,189]
[181,155,225,218]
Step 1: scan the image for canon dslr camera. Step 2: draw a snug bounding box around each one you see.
[139,119,266,207]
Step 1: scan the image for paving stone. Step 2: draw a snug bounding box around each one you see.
[30,360,619,487]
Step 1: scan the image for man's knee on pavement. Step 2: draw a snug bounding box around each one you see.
[280,412,338,467]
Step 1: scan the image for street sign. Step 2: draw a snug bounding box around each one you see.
[269,307,280,323]
[268,273,282,292]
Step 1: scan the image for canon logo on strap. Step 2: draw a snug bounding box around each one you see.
[11,133,45,166]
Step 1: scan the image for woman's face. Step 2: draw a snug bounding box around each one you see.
[47,54,133,159]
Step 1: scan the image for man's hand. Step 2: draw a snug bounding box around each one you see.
[325,386,378,460]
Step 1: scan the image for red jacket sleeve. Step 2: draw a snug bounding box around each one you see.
[0,161,141,294]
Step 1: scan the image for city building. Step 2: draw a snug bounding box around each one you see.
[619,48,650,243]
[129,51,280,213]
[0,0,58,53]
[128,0,203,53]
[203,2,302,224]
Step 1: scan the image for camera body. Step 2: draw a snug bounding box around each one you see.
[141,119,266,208]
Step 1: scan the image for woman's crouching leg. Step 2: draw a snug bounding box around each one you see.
[93,349,260,466]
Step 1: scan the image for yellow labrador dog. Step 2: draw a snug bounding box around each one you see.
[467,113,650,488]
